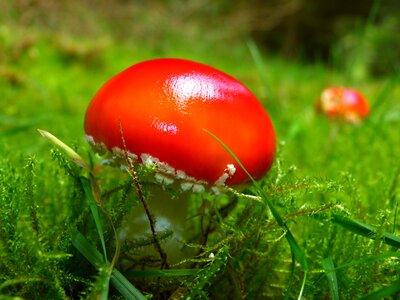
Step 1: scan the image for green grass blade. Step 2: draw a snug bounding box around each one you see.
[98,272,111,300]
[111,269,146,300]
[72,230,104,268]
[284,231,308,271]
[333,252,399,271]
[124,269,199,278]
[204,128,308,270]
[322,257,339,300]
[72,230,146,300]
[80,176,108,263]
[359,278,400,300]
[331,213,400,248]
[297,271,307,300]
[72,229,109,300]
[37,129,90,171]
[283,255,296,300]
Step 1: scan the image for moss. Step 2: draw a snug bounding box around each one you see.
[1,4,400,298]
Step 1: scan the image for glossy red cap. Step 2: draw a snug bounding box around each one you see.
[317,87,370,123]
[84,58,276,189]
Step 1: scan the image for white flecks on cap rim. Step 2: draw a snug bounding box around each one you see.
[86,135,236,192]
[154,173,175,185]
[180,182,194,191]
[141,153,175,175]
[113,146,138,160]
[192,184,206,193]
[85,135,107,154]
[214,164,236,186]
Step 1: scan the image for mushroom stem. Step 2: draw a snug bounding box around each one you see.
[117,187,195,269]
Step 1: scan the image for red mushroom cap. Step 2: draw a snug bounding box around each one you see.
[317,87,370,123]
[84,58,276,190]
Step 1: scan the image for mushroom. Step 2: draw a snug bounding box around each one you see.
[84,58,276,267]
[316,86,370,124]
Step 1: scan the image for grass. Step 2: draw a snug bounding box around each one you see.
[1,7,400,299]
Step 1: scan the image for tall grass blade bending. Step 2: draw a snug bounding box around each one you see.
[72,230,146,300]
[80,176,108,263]
[331,213,400,248]
[322,257,339,300]
[203,128,308,272]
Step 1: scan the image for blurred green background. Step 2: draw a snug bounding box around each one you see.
[2,0,399,67]
[1,1,400,299]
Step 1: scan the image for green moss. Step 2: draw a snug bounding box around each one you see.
[1,3,400,298]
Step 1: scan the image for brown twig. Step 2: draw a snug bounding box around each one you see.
[118,121,169,269]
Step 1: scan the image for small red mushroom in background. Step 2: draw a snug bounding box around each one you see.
[84,58,276,266]
[316,87,370,124]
